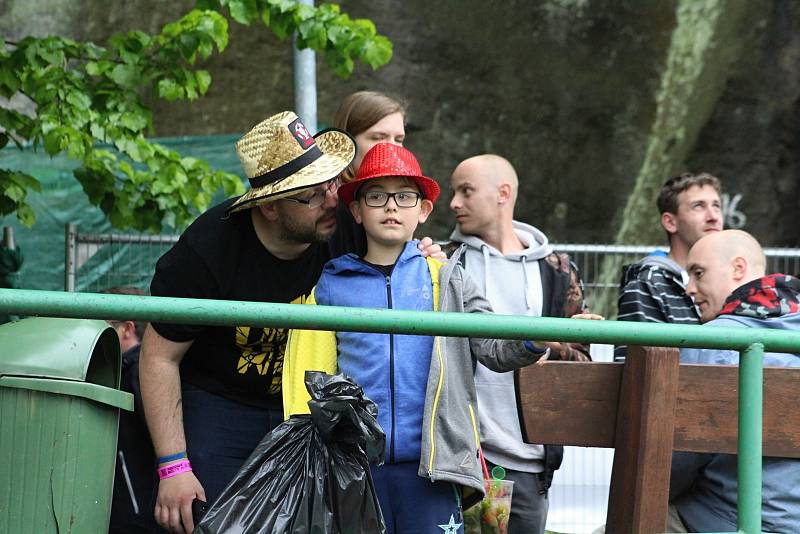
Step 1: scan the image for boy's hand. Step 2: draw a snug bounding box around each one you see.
[537,315,602,364]
[417,237,446,260]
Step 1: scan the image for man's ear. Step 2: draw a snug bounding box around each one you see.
[731,256,748,282]
[122,320,137,341]
[349,200,363,224]
[661,211,677,235]
[498,183,512,205]
[418,199,434,223]
[258,201,280,222]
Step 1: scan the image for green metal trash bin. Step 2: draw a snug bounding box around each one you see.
[0,317,134,533]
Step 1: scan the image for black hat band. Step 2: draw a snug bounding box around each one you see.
[248,145,323,189]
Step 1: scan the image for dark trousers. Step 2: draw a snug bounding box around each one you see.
[153,384,283,532]
[370,462,463,534]
[180,384,283,505]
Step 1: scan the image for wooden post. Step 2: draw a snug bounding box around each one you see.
[606,346,679,534]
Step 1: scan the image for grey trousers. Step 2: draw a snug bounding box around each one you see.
[488,463,549,534]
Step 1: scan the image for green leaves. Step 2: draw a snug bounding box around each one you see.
[0,9,245,230]
[196,69,212,94]
[71,138,245,232]
[157,78,184,101]
[110,64,139,88]
[0,170,42,227]
[211,0,393,77]
[227,0,260,24]
[0,1,391,230]
[362,35,392,70]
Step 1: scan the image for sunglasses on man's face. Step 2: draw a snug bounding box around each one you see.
[281,178,341,209]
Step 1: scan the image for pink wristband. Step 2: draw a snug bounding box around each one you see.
[158,459,192,480]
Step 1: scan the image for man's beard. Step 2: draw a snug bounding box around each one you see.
[275,206,337,244]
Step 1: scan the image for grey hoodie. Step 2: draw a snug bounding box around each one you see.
[449,221,552,473]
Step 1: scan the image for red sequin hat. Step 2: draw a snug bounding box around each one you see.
[338,143,441,206]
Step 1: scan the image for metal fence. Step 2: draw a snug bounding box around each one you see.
[65,225,800,307]
[64,224,179,292]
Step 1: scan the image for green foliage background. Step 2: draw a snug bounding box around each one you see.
[0,0,392,231]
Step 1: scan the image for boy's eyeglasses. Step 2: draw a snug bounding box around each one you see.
[281,178,340,209]
[361,191,421,208]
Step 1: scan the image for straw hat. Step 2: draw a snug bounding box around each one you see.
[228,111,356,213]
[338,143,440,206]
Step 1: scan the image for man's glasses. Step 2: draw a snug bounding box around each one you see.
[281,178,340,209]
[361,191,421,208]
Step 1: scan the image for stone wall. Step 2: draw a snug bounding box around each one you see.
[4,0,799,245]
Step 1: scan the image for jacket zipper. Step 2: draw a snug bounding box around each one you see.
[427,336,445,476]
[468,403,479,450]
[427,261,445,478]
[386,275,396,464]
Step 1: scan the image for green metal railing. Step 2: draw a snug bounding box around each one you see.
[2,288,799,534]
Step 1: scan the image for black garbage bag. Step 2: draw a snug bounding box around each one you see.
[195,371,386,534]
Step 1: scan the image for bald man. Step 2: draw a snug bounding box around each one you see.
[668,230,800,533]
[449,154,590,534]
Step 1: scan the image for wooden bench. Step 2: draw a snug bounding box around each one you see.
[516,345,800,534]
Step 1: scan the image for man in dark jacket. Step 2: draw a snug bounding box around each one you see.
[668,230,800,533]
[616,173,723,360]
[448,154,593,534]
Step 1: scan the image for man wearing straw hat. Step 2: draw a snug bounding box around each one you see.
[140,111,440,533]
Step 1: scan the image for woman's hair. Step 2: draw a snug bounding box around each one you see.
[333,91,407,182]
[333,91,407,136]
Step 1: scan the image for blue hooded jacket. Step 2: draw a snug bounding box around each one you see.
[671,283,800,533]
[313,241,435,463]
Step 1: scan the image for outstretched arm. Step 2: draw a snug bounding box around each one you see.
[457,266,546,371]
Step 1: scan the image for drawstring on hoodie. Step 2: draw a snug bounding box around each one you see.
[481,245,492,299]
[480,245,533,312]
[521,256,531,311]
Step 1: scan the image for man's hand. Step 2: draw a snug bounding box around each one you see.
[154,472,206,533]
[417,237,446,260]
[537,313,604,364]
[570,312,605,321]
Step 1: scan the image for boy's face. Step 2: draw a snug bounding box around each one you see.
[349,176,433,247]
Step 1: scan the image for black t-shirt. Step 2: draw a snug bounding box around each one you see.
[150,198,331,409]
[328,201,368,259]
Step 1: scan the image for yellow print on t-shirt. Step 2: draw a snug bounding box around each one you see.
[235,294,306,394]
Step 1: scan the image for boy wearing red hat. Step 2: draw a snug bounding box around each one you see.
[283,143,550,533]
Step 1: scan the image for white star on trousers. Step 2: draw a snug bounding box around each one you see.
[438,514,463,533]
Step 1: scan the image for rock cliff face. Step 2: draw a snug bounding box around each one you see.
[4,0,799,245]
